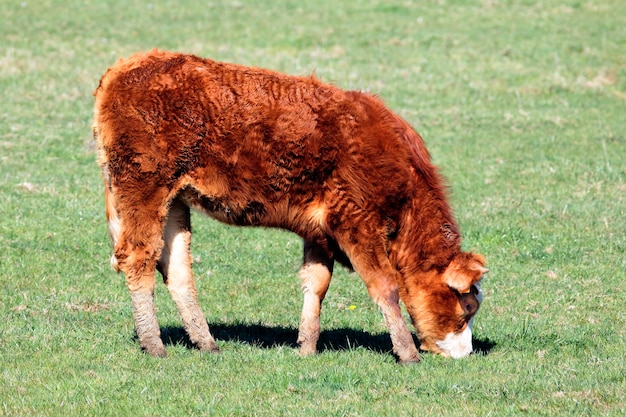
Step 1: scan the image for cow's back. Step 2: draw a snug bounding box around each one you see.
[95,52,357,236]
[94,50,417,236]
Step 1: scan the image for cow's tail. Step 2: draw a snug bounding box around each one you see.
[93,115,122,273]
[104,180,122,273]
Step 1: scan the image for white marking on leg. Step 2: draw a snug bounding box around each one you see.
[164,230,192,290]
[160,206,218,352]
[161,218,198,312]
[436,326,473,359]
[297,263,326,354]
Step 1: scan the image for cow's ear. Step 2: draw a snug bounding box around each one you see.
[444,253,488,293]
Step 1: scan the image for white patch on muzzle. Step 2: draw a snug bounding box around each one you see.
[436,279,482,358]
[436,326,473,359]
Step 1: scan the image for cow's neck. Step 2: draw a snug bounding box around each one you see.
[391,175,461,279]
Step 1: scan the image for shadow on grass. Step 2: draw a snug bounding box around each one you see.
[473,337,497,355]
[160,322,497,357]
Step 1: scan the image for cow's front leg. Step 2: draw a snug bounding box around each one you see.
[340,238,421,364]
[297,240,334,355]
[375,286,421,364]
[364,272,420,363]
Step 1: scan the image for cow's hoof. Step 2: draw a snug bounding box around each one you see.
[398,354,421,365]
[144,345,168,358]
[199,343,221,354]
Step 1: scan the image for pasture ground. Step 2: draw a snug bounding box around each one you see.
[1,0,624,415]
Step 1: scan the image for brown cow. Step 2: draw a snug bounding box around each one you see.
[93,50,487,363]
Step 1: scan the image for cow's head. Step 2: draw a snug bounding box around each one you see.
[404,253,488,359]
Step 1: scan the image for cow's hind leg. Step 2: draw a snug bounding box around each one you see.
[297,240,334,355]
[158,198,219,353]
[112,194,168,357]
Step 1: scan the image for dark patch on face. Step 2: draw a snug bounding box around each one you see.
[458,286,480,318]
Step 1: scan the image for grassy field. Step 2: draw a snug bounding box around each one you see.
[1,0,624,415]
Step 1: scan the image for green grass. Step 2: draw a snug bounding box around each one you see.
[1,0,625,415]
